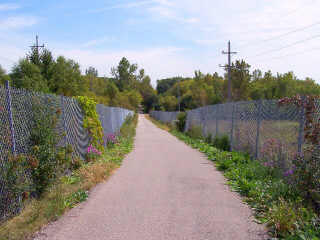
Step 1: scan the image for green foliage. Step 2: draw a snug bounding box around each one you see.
[156,77,187,95]
[156,61,320,111]
[120,114,138,139]
[170,130,320,239]
[0,155,32,212]
[279,96,320,211]
[159,95,178,111]
[0,65,10,85]
[29,100,72,195]
[75,96,104,152]
[50,56,84,96]
[61,175,81,185]
[64,190,88,209]
[11,59,49,92]
[111,57,138,91]
[186,125,203,139]
[212,135,231,151]
[175,112,186,132]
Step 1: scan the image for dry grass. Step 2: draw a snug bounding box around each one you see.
[78,161,118,190]
[0,114,138,240]
[145,114,171,131]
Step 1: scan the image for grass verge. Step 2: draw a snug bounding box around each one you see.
[0,114,138,240]
[148,116,320,240]
[145,114,171,131]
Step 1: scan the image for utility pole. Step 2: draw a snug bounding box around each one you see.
[30,35,45,59]
[220,41,237,102]
[177,78,181,112]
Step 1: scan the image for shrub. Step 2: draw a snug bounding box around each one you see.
[104,134,118,148]
[205,133,212,144]
[120,114,138,138]
[170,130,320,239]
[186,125,203,139]
[85,145,102,162]
[76,96,104,152]
[212,135,231,151]
[175,112,186,132]
[29,100,72,195]
[279,96,320,212]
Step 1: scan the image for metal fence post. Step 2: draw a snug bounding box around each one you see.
[216,104,219,137]
[201,108,206,137]
[255,100,262,159]
[61,96,67,147]
[5,81,16,155]
[297,96,305,155]
[230,103,235,151]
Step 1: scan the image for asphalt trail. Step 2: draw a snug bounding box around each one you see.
[34,115,267,240]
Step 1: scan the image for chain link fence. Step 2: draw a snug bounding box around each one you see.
[151,100,304,170]
[149,111,180,124]
[0,83,133,222]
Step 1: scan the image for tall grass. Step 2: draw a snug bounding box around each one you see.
[0,114,138,240]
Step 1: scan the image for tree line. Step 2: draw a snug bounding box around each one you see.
[1,47,319,112]
[0,47,156,111]
[156,60,320,111]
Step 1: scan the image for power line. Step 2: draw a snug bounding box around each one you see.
[278,0,316,19]
[239,20,320,48]
[219,41,237,102]
[252,34,320,57]
[257,46,320,62]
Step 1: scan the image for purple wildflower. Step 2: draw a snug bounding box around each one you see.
[104,134,118,146]
[283,169,294,177]
[87,144,102,155]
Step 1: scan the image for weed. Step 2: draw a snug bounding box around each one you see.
[212,134,231,151]
[0,112,138,240]
[64,190,88,209]
[169,129,320,239]
[175,112,186,132]
[186,125,203,139]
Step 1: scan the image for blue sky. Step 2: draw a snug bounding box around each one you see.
[1,0,320,85]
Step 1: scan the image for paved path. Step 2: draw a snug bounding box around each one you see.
[35,115,267,240]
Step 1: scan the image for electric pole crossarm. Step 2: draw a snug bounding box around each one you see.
[219,41,238,102]
[30,35,45,53]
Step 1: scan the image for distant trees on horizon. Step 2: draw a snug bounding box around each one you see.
[1,47,319,112]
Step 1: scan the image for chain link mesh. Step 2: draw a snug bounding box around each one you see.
[150,111,180,124]
[0,85,133,222]
[151,100,303,169]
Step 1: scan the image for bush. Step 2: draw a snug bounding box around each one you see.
[205,133,212,144]
[170,129,320,239]
[120,114,138,138]
[29,100,72,195]
[175,112,186,132]
[75,96,104,152]
[212,135,231,151]
[186,125,203,139]
[85,145,102,162]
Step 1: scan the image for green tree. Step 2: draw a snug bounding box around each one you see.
[10,59,49,92]
[0,65,10,85]
[85,66,98,91]
[111,57,138,91]
[159,95,178,111]
[49,56,84,96]
[226,60,251,101]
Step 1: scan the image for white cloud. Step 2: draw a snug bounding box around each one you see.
[142,0,320,81]
[81,36,116,48]
[0,3,20,11]
[1,0,320,84]
[50,46,199,86]
[90,0,155,13]
[0,16,38,30]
